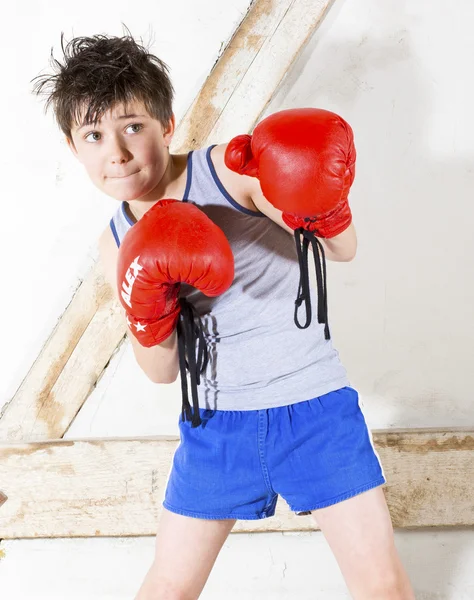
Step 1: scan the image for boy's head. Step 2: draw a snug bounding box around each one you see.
[34,33,176,202]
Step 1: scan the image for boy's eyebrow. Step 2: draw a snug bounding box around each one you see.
[76,114,147,131]
[116,113,147,120]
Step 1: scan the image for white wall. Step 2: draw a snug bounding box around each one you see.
[2,0,474,598]
[3,530,474,599]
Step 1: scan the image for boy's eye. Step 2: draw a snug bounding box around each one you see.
[84,131,101,143]
[125,123,143,134]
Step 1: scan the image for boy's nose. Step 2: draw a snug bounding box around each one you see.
[111,154,128,164]
[109,137,130,163]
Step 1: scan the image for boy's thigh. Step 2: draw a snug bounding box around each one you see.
[136,508,236,600]
[313,487,414,599]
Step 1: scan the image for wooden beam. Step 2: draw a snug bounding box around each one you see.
[172,0,334,151]
[1,428,473,539]
[0,0,334,442]
[0,262,125,442]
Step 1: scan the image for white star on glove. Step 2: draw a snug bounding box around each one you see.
[126,316,132,328]
[135,322,147,332]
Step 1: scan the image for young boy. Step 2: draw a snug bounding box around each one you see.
[35,33,414,599]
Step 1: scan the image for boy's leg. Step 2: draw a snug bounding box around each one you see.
[312,487,414,600]
[135,508,236,600]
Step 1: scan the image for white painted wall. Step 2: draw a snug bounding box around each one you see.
[1,0,474,598]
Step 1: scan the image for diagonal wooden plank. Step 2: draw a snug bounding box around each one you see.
[0,262,125,442]
[1,428,473,539]
[0,0,335,442]
[172,0,334,151]
[208,0,335,143]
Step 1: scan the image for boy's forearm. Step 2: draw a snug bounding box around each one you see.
[318,222,357,262]
[128,328,179,384]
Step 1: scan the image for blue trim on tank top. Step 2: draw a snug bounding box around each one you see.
[121,201,136,226]
[110,218,120,248]
[205,145,265,217]
[182,151,194,201]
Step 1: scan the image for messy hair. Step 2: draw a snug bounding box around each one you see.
[32,32,174,138]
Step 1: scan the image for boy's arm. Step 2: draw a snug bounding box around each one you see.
[245,172,357,262]
[98,227,179,384]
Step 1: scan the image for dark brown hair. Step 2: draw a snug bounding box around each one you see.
[33,32,174,138]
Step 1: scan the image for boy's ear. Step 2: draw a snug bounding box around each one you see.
[163,114,176,147]
[66,137,80,160]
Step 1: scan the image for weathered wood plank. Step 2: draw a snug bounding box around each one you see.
[373,429,474,530]
[1,429,472,539]
[0,0,335,441]
[172,0,334,151]
[208,0,334,143]
[0,263,125,442]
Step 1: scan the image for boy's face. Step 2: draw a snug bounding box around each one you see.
[68,100,174,202]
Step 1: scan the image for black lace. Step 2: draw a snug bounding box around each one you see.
[293,228,330,340]
[177,298,208,427]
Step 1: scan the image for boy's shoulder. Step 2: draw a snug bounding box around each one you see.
[206,143,260,213]
[209,143,290,232]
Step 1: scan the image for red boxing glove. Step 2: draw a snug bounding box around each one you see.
[225,108,356,238]
[117,199,234,347]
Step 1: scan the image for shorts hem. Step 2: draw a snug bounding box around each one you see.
[291,477,386,513]
[162,501,276,521]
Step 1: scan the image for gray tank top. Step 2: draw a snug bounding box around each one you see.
[110,146,350,410]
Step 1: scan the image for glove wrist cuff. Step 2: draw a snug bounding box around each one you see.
[126,308,180,348]
[283,200,352,239]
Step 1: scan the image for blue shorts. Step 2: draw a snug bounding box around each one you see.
[163,387,385,520]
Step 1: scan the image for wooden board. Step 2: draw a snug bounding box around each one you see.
[172,0,334,151]
[1,428,473,539]
[0,262,125,442]
[0,0,334,443]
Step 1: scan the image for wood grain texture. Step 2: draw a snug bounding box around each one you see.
[172,0,334,151]
[1,428,472,539]
[0,263,126,442]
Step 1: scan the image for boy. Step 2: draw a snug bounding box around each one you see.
[35,33,414,599]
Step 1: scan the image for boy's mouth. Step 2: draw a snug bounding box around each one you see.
[108,170,140,180]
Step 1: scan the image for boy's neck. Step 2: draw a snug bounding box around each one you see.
[127,153,188,221]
